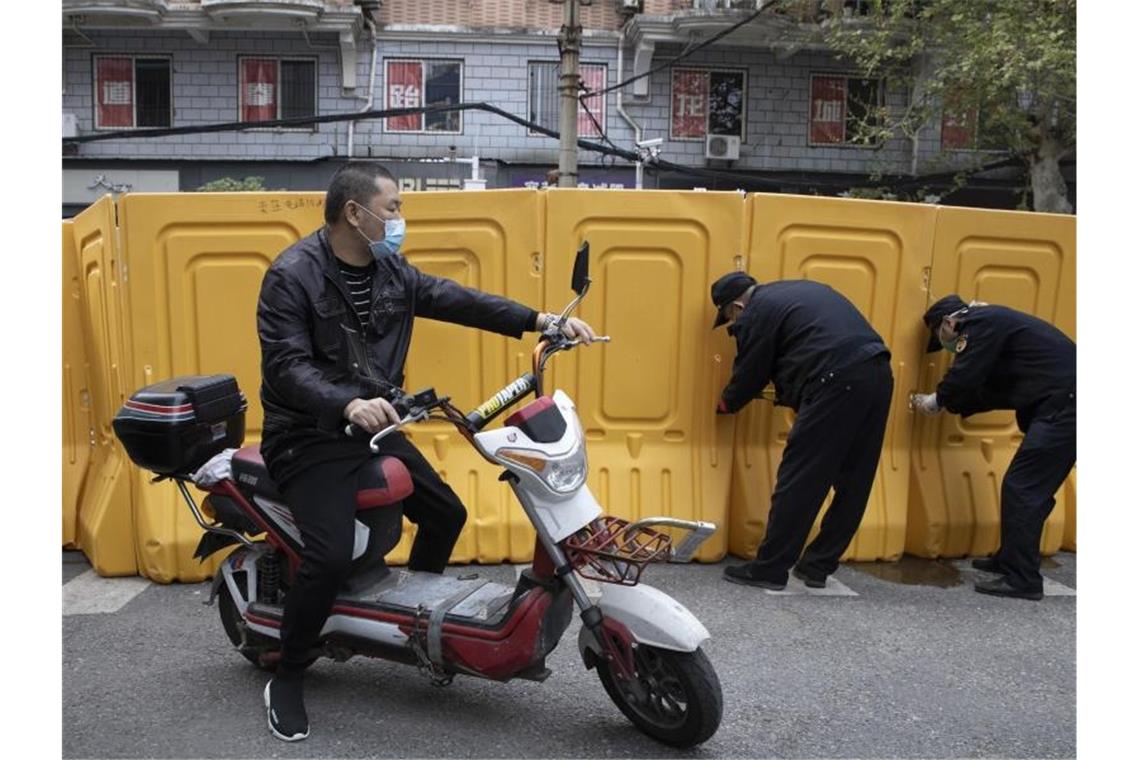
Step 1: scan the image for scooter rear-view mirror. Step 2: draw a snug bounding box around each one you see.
[571,241,589,295]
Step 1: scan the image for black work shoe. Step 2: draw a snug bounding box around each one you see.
[723,563,786,590]
[264,676,309,742]
[792,566,827,589]
[971,557,1003,573]
[974,577,1043,601]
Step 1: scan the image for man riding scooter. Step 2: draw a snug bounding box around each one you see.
[256,162,596,741]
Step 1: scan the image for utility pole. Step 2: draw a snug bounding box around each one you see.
[556,0,581,188]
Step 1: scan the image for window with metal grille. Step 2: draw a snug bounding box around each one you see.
[808,74,884,147]
[384,59,463,133]
[527,62,606,137]
[239,57,317,126]
[670,67,746,140]
[93,55,171,130]
[940,97,1006,152]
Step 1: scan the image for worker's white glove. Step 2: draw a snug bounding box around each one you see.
[910,392,942,416]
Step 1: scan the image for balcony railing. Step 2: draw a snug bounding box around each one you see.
[199,0,327,23]
[689,0,878,17]
[691,1,764,9]
[62,0,170,24]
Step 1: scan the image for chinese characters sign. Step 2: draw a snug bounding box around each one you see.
[809,76,846,145]
[386,60,424,131]
[96,57,134,129]
[241,58,277,122]
[671,69,709,139]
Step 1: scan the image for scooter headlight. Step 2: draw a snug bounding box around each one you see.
[498,444,587,494]
[544,450,587,493]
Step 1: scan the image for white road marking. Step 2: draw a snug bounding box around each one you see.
[765,575,859,597]
[63,570,151,616]
[950,558,1077,596]
[1042,578,1077,596]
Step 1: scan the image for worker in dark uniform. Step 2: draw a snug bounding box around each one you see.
[711,272,893,590]
[256,162,595,741]
[912,295,1076,601]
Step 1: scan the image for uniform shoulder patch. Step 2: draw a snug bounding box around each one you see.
[955,334,968,353]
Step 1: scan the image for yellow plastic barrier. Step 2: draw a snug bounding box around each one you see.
[117,192,326,582]
[64,189,1078,580]
[71,196,138,576]
[394,189,547,564]
[541,189,743,562]
[906,207,1076,558]
[728,194,934,563]
[62,221,93,548]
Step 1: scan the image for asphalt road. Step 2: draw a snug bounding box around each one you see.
[63,551,1076,759]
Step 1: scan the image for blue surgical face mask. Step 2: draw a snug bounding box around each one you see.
[938,309,968,353]
[353,204,405,258]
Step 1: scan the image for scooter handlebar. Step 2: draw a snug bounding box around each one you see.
[359,410,429,453]
[565,335,611,346]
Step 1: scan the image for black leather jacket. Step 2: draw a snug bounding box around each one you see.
[257,227,538,437]
[933,304,1076,431]
[720,280,889,412]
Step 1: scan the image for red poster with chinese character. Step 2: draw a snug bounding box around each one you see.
[810,76,846,144]
[386,61,423,132]
[941,107,977,150]
[241,58,277,122]
[672,69,708,138]
[96,57,134,129]
[577,64,606,137]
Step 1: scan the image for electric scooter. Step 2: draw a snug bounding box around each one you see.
[113,242,724,748]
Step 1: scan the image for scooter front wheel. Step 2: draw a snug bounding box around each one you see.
[596,644,723,748]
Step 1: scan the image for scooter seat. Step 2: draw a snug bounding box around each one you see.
[231,445,413,510]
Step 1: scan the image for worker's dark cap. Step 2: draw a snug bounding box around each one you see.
[922,294,969,352]
[711,272,758,328]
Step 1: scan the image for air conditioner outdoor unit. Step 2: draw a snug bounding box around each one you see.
[618,0,644,11]
[705,134,740,160]
[63,112,78,138]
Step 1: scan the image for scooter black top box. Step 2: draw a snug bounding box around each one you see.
[113,374,247,475]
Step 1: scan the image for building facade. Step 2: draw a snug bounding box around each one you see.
[62,1,1060,213]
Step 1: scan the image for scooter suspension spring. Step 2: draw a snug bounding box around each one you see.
[256,552,282,604]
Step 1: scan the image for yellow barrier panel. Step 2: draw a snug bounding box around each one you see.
[730,194,934,562]
[67,189,1078,579]
[542,189,742,562]
[71,196,138,576]
[118,192,326,582]
[62,221,93,548]
[906,207,1076,558]
[397,189,545,565]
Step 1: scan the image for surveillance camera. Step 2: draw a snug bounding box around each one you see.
[636,137,664,148]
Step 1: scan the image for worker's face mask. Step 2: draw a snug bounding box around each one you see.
[720,300,745,330]
[352,203,406,258]
[938,317,961,354]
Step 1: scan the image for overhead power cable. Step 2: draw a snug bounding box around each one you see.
[578,6,768,102]
[63,101,640,162]
[63,97,1026,195]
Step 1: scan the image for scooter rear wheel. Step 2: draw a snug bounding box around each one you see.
[217,582,282,672]
[596,644,723,748]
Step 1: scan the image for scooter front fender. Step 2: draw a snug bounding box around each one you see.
[577,582,710,659]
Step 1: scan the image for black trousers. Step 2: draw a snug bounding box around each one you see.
[749,354,893,584]
[994,401,1076,591]
[274,433,467,669]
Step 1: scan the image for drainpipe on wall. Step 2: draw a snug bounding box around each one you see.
[616,19,644,189]
[347,14,379,159]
